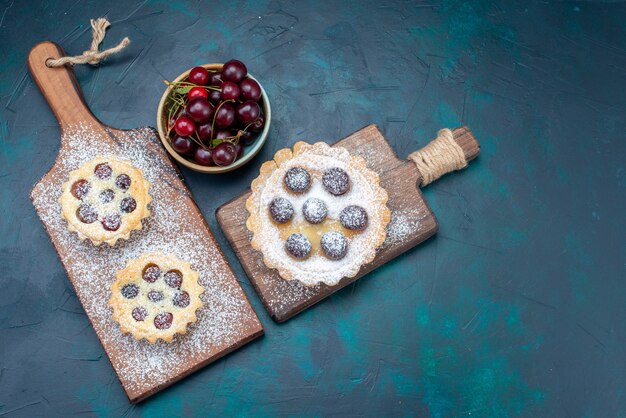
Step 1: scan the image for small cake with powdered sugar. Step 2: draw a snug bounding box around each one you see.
[246,141,390,286]
[109,252,204,343]
[59,156,151,246]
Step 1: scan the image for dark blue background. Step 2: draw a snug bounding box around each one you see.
[1,0,625,416]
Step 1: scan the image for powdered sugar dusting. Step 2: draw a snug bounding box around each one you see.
[384,208,424,247]
[32,124,261,396]
[260,273,322,316]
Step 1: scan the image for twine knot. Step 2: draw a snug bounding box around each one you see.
[408,128,467,186]
[46,18,130,67]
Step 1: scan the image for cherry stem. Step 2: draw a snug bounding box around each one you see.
[188,133,207,150]
[210,99,235,141]
[208,130,243,148]
[164,80,201,87]
[166,98,186,132]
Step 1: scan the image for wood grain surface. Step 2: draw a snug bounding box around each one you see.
[28,41,263,402]
[216,125,479,322]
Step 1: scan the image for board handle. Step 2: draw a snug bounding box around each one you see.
[27,41,100,131]
[408,126,479,187]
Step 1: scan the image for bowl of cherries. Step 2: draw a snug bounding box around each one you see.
[157,59,270,172]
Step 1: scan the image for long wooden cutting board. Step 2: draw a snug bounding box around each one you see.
[216,125,479,322]
[28,41,263,402]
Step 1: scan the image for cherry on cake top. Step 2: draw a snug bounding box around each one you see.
[320,231,349,260]
[269,197,294,224]
[302,197,327,224]
[285,233,312,259]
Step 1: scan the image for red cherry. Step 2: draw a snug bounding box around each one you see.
[221,81,240,101]
[164,270,183,288]
[154,312,173,330]
[71,180,90,200]
[233,142,244,159]
[236,101,261,125]
[214,129,233,140]
[101,214,121,231]
[174,116,195,136]
[222,59,247,83]
[94,163,112,179]
[132,307,147,321]
[172,136,194,154]
[240,130,257,146]
[197,123,213,142]
[186,97,214,123]
[249,116,265,133]
[188,86,208,100]
[189,66,209,85]
[214,103,235,128]
[173,291,190,308]
[212,142,237,166]
[208,72,224,86]
[239,78,262,101]
[194,147,214,166]
[143,264,161,283]
[207,89,221,105]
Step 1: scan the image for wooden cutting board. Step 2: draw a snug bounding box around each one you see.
[28,41,263,402]
[216,125,479,322]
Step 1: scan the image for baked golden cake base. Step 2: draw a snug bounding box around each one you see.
[246,141,390,286]
[109,253,204,344]
[59,156,151,246]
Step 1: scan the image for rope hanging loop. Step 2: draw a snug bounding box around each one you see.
[46,18,130,67]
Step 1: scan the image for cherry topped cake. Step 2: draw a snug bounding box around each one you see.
[59,156,152,246]
[246,142,391,286]
[109,253,204,343]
